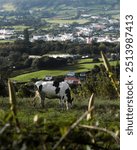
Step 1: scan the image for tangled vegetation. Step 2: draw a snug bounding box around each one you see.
[0,97,119,150]
[0,78,120,150]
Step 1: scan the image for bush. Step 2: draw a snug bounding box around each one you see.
[76,65,118,99]
[16,83,34,98]
[92,57,100,63]
[0,77,8,97]
[31,57,68,69]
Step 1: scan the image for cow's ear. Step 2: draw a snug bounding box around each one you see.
[39,85,43,92]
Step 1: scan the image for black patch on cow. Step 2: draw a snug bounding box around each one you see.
[39,85,43,92]
[53,81,60,88]
[65,88,71,102]
[55,87,60,94]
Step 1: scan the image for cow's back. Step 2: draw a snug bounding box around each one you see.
[35,81,70,99]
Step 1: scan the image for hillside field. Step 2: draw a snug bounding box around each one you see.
[0,96,120,150]
[12,59,119,82]
[43,18,89,24]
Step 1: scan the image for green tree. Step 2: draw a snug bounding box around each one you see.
[99,43,106,52]
[23,28,30,46]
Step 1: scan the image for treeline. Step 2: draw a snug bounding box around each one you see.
[0,40,120,56]
[0,40,119,77]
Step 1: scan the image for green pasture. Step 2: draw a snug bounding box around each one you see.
[0,40,14,43]
[0,96,119,130]
[43,18,89,24]
[104,10,120,15]
[40,26,51,30]
[6,16,16,19]
[0,96,120,149]
[112,14,120,20]
[2,3,16,11]
[0,25,30,32]
[87,7,119,16]
[12,59,119,82]
[12,70,68,82]
[13,25,30,31]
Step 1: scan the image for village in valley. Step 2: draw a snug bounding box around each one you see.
[0,0,120,83]
[0,14,119,43]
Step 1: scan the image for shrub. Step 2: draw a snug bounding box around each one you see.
[16,83,34,98]
[92,57,100,63]
[76,65,118,99]
[0,77,8,97]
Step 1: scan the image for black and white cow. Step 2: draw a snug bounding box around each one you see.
[32,80,73,110]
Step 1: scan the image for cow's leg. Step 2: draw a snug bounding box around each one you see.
[65,101,69,110]
[59,98,63,109]
[40,92,45,108]
[60,98,66,110]
[41,98,44,108]
[58,99,61,105]
[32,90,41,107]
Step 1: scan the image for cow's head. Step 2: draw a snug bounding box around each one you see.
[35,81,43,91]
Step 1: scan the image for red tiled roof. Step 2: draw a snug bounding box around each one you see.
[64,77,81,84]
[64,77,80,81]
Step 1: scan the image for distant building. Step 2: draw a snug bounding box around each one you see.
[44,76,53,81]
[64,77,81,85]
[66,72,76,77]
[0,29,14,39]
[28,55,41,59]
[0,29,14,35]
[79,72,86,81]
[32,35,46,41]
[86,37,92,44]
[43,54,79,59]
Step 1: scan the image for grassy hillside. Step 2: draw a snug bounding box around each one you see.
[43,18,89,24]
[2,3,16,11]
[12,59,118,82]
[0,0,119,18]
[0,0,119,36]
[0,96,120,149]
